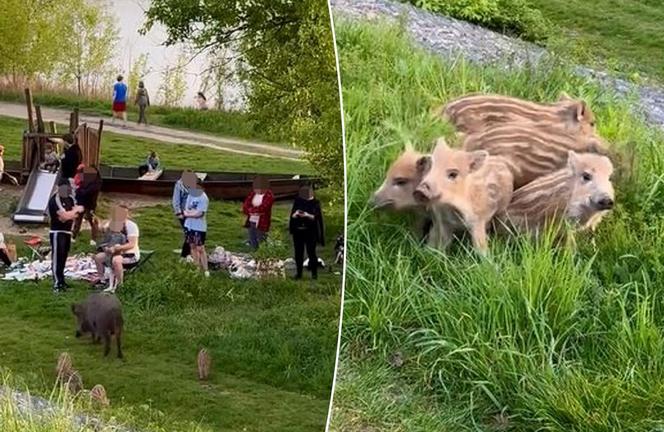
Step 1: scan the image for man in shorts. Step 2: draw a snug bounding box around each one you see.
[93,205,140,292]
[112,75,128,127]
[183,179,210,277]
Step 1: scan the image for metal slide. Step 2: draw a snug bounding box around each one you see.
[12,168,58,223]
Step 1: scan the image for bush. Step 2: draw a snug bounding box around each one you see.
[411,0,551,42]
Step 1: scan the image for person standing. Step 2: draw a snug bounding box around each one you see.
[242,176,274,250]
[172,171,192,260]
[135,81,150,126]
[48,181,84,293]
[60,134,82,188]
[72,166,102,245]
[289,185,325,280]
[112,75,128,127]
[183,179,210,277]
[0,233,13,267]
[195,92,208,110]
[0,145,19,186]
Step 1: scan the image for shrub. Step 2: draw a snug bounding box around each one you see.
[411,0,551,42]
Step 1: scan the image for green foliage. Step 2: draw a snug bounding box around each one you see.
[157,51,187,107]
[334,20,664,430]
[411,0,551,42]
[143,0,344,198]
[127,53,151,99]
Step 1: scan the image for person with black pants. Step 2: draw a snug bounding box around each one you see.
[289,185,325,280]
[48,181,84,293]
[72,166,102,245]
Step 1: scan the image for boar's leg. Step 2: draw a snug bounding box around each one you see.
[470,221,489,255]
[103,333,111,357]
[116,328,123,359]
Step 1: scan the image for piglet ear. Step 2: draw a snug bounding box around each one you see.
[558,91,572,101]
[404,142,414,152]
[575,100,592,122]
[567,150,579,172]
[469,150,488,172]
[416,156,431,174]
[434,137,449,150]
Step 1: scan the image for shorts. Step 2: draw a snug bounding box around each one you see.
[112,101,127,112]
[186,229,207,246]
[122,253,139,269]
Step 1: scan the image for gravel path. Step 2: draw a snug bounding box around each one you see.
[0,102,303,161]
[330,0,664,129]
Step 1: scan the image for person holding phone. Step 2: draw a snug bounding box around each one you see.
[289,185,325,280]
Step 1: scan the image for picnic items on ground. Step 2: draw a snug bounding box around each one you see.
[2,255,101,282]
[207,246,288,279]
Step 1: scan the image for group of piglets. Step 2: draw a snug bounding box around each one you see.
[372,92,616,254]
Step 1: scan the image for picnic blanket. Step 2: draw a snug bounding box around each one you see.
[207,246,291,279]
[2,255,100,282]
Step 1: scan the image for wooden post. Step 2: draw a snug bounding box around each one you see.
[24,88,34,133]
[69,108,80,133]
[35,105,45,133]
[47,121,56,134]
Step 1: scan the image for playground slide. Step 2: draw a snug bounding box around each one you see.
[12,168,59,223]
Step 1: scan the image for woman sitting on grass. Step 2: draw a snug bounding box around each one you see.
[289,185,325,280]
[184,179,210,277]
[242,176,275,250]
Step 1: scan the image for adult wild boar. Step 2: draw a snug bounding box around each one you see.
[71,292,124,359]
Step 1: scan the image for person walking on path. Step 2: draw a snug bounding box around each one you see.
[172,171,192,260]
[48,181,84,293]
[289,185,325,280]
[135,81,150,126]
[242,176,274,250]
[72,166,102,245]
[112,75,128,127]
[0,145,19,186]
[183,179,210,277]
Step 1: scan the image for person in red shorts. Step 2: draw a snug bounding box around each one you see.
[112,75,128,127]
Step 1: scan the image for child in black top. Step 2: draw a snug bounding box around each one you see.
[289,185,325,279]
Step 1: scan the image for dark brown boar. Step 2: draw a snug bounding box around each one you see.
[71,292,124,359]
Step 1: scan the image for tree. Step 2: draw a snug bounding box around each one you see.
[128,53,151,98]
[59,0,119,95]
[143,0,343,195]
[157,51,187,107]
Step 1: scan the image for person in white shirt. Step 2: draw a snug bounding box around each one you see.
[0,145,19,186]
[184,180,210,277]
[92,205,140,292]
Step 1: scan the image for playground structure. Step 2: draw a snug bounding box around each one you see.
[12,89,103,223]
[7,89,316,224]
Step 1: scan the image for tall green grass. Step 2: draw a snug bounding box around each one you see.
[333,20,664,431]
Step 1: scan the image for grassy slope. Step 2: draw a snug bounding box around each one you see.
[530,0,664,82]
[0,198,343,432]
[0,116,311,174]
[332,21,664,431]
[0,89,290,146]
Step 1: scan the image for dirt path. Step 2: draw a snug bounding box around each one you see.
[0,102,304,161]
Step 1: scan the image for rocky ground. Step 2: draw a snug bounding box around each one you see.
[330,0,664,129]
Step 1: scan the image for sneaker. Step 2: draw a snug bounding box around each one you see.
[185,255,194,263]
[204,271,210,278]
[89,240,97,247]
[103,286,116,294]
[173,249,181,254]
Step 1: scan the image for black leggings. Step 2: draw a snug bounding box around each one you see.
[0,249,11,267]
[179,218,191,258]
[49,232,71,286]
[293,230,318,278]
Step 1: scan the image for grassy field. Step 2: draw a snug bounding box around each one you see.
[0,115,310,174]
[0,89,288,145]
[331,20,664,431]
[0,196,343,431]
[531,0,664,82]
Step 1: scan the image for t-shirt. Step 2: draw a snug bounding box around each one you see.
[123,220,140,259]
[184,192,209,232]
[48,194,76,232]
[113,82,128,103]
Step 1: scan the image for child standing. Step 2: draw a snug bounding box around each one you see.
[184,180,210,277]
